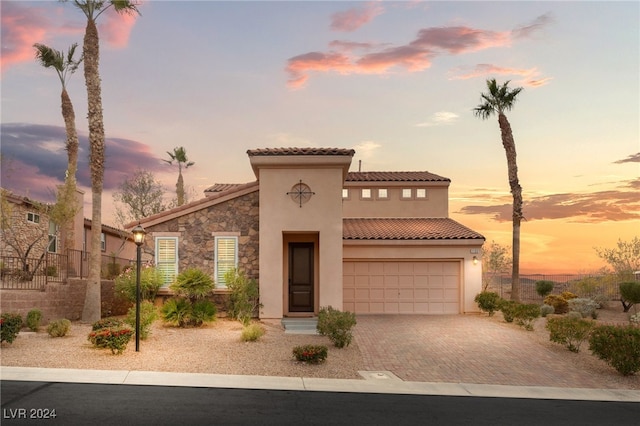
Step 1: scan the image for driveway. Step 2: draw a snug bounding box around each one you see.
[353,314,639,389]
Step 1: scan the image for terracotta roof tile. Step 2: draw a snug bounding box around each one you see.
[247,147,356,156]
[343,218,484,240]
[204,183,244,194]
[346,171,450,182]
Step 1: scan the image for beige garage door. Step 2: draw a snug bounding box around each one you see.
[343,261,460,314]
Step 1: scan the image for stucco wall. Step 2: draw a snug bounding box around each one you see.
[342,183,449,218]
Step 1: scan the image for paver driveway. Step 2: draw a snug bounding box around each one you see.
[353,314,638,389]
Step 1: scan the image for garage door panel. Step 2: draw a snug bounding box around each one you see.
[398,263,414,275]
[414,275,429,287]
[399,275,414,286]
[384,275,398,287]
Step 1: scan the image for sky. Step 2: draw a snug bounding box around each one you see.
[1,0,638,274]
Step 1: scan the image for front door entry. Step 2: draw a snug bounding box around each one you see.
[288,242,314,312]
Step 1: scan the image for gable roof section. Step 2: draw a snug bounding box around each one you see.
[247,147,355,157]
[126,180,259,230]
[204,183,244,195]
[343,218,484,240]
[346,171,450,182]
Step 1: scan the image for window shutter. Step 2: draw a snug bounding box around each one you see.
[156,238,178,286]
[216,237,237,286]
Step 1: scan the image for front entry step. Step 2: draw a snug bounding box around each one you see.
[281,318,318,335]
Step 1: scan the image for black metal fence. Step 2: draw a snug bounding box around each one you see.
[487,274,625,302]
[1,250,132,290]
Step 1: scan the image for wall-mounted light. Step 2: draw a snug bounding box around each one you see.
[472,256,478,265]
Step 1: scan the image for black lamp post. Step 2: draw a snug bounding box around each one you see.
[132,223,146,352]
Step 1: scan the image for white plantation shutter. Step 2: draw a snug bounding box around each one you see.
[155,237,178,287]
[215,236,238,287]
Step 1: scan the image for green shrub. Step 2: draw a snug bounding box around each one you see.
[92,317,124,331]
[47,319,71,337]
[474,291,501,316]
[589,325,640,376]
[540,304,555,317]
[566,311,583,320]
[544,294,569,314]
[125,301,158,340]
[241,323,265,342]
[619,282,640,312]
[225,268,262,326]
[26,309,42,332]
[161,298,192,327]
[45,265,57,277]
[115,265,164,303]
[561,291,577,301]
[513,303,540,331]
[535,280,554,297]
[1,313,23,344]
[88,327,134,355]
[546,316,594,353]
[190,300,217,326]
[293,344,328,364]
[170,268,215,300]
[567,298,599,319]
[499,300,518,323]
[317,306,357,348]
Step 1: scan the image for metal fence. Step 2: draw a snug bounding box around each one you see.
[487,274,624,302]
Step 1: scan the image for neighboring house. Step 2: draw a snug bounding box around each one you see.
[129,147,485,319]
[83,218,136,261]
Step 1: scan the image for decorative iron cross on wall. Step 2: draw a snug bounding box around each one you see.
[287,180,315,207]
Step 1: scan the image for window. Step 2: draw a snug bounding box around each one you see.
[215,236,238,287]
[342,188,349,199]
[416,188,427,199]
[361,189,372,199]
[402,188,412,199]
[377,188,388,199]
[100,232,106,251]
[47,221,57,253]
[27,212,40,224]
[156,237,178,287]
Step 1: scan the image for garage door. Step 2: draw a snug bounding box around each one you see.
[343,261,460,314]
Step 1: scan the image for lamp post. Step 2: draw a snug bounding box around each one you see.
[132,223,146,352]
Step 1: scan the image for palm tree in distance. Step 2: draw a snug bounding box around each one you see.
[474,79,524,302]
[65,0,140,323]
[164,146,195,206]
[34,42,83,252]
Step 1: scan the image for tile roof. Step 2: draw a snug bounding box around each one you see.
[346,171,450,182]
[204,183,244,194]
[343,218,485,240]
[247,147,356,157]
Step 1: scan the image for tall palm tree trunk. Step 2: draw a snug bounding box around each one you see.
[499,113,522,301]
[82,17,106,323]
[61,87,79,252]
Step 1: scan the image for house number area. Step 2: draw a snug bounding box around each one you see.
[3,408,57,420]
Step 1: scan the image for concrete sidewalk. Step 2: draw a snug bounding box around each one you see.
[2,366,639,402]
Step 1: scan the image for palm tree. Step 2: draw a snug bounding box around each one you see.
[474,79,524,302]
[164,146,195,206]
[65,0,140,323]
[34,43,83,253]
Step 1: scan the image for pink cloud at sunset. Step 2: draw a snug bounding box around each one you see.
[100,5,141,49]
[286,14,551,89]
[330,2,384,32]
[448,64,552,88]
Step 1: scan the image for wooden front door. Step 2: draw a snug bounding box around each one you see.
[288,242,314,312]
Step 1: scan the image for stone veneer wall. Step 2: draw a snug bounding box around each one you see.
[144,191,260,284]
[0,201,51,258]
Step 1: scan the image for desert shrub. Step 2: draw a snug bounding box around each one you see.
[46,319,71,337]
[546,316,594,353]
[499,300,518,323]
[92,317,124,331]
[293,344,328,364]
[566,311,583,320]
[241,323,265,342]
[88,327,133,355]
[535,280,554,298]
[589,325,640,376]
[317,306,357,348]
[544,294,570,314]
[540,304,555,317]
[225,268,262,326]
[170,268,215,300]
[115,265,164,303]
[619,282,640,313]
[630,313,640,325]
[45,265,57,277]
[190,300,217,326]
[567,298,599,319]
[1,313,23,344]
[513,303,540,331]
[125,300,158,340]
[474,291,501,316]
[26,309,42,332]
[161,298,192,327]
[561,291,577,301]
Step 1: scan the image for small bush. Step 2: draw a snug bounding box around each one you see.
[26,309,42,332]
[170,268,215,300]
[513,303,540,331]
[475,291,501,316]
[317,306,357,348]
[241,323,265,342]
[544,294,570,314]
[566,311,583,320]
[560,291,577,301]
[47,319,71,337]
[293,344,328,364]
[125,301,158,340]
[589,325,640,376]
[540,304,555,317]
[45,265,57,277]
[1,313,23,344]
[535,280,554,297]
[499,300,518,323]
[546,316,594,353]
[567,298,599,319]
[92,317,124,331]
[620,282,640,312]
[161,298,192,327]
[115,265,164,303]
[225,268,262,326]
[88,327,134,355]
[630,313,640,325]
[190,299,217,326]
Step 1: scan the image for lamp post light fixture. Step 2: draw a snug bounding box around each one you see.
[132,223,146,352]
